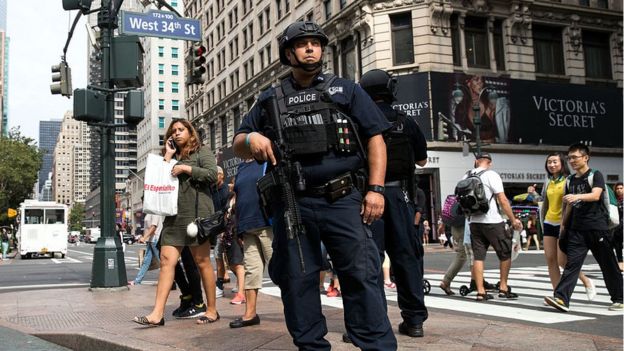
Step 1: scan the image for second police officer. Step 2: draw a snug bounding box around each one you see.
[233,22,397,350]
[359,69,429,337]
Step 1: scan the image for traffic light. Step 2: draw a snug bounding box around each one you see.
[438,118,449,141]
[186,42,206,85]
[50,62,72,98]
[62,0,92,13]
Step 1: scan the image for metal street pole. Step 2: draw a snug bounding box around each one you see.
[472,102,482,155]
[90,0,128,288]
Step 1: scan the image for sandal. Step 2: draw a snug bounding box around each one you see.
[475,293,493,302]
[196,312,220,324]
[133,316,165,327]
[440,283,455,296]
[498,290,518,300]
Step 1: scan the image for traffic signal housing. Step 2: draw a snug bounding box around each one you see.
[186,42,206,85]
[437,118,449,141]
[50,62,72,98]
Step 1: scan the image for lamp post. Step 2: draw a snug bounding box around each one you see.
[471,87,498,155]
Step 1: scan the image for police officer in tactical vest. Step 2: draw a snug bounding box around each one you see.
[233,21,397,350]
[359,69,429,337]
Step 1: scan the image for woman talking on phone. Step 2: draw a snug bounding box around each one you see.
[134,119,220,326]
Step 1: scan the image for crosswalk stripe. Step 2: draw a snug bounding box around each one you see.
[261,264,618,325]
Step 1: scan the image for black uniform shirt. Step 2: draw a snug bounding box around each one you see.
[237,73,391,186]
[378,102,428,164]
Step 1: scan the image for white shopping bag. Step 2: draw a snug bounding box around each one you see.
[143,154,179,216]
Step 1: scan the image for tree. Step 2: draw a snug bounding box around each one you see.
[69,202,85,231]
[0,127,42,223]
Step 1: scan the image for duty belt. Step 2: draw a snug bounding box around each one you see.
[298,172,353,201]
[385,180,402,187]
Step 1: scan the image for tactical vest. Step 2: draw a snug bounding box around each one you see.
[274,74,360,156]
[384,110,415,181]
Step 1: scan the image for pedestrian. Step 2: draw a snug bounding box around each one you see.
[439,195,468,295]
[413,181,428,242]
[422,220,431,245]
[359,68,429,338]
[129,212,163,285]
[229,159,273,328]
[222,179,246,305]
[171,246,205,319]
[613,182,623,272]
[1,228,9,260]
[212,166,231,298]
[133,119,220,326]
[524,215,540,250]
[544,143,623,312]
[233,21,396,350]
[462,152,523,301]
[540,152,595,298]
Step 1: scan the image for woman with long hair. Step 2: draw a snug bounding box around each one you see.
[541,152,595,300]
[134,119,220,326]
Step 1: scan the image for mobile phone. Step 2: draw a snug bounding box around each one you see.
[168,139,177,150]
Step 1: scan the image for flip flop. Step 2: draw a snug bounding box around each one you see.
[196,312,220,324]
[133,316,165,327]
[439,283,455,296]
[475,293,493,302]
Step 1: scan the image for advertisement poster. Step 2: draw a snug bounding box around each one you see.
[216,146,242,183]
[430,72,511,143]
[430,72,623,147]
[393,72,432,140]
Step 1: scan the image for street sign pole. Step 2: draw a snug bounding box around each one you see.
[90,0,128,289]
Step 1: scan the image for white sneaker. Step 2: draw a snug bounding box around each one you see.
[216,286,224,298]
[608,302,623,311]
[585,278,596,301]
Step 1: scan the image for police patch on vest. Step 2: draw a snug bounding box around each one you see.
[287,91,320,106]
[328,86,343,95]
[283,113,324,127]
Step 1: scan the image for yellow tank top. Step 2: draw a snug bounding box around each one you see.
[545,178,565,224]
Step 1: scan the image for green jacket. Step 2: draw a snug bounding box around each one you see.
[161,147,218,246]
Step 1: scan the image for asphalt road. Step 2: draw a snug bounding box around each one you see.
[1,242,622,339]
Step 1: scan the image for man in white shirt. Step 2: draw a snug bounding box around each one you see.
[129,214,164,285]
[466,153,522,301]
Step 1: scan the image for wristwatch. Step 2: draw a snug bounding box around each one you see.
[367,184,385,194]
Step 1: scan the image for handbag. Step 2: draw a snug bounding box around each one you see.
[194,154,225,245]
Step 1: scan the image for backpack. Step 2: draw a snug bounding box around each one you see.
[441,195,466,227]
[454,169,493,216]
[383,111,415,181]
[565,169,620,229]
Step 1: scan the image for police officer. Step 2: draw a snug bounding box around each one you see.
[359,69,429,337]
[233,21,397,350]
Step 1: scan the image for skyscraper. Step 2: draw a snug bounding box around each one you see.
[0,0,8,137]
[38,119,63,197]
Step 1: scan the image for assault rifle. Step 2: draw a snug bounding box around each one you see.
[257,92,306,272]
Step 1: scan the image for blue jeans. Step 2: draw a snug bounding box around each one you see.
[1,241,8,259]
[134,242,160,284]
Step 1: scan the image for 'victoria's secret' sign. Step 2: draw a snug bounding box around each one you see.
[509,80,622,147]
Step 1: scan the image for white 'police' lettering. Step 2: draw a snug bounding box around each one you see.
[287,92,319,105]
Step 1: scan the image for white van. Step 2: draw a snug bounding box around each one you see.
[86,228,101,243]
[17,200,68,259]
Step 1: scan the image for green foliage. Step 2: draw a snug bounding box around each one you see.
[0,127,43,222]
[69,202,85,231]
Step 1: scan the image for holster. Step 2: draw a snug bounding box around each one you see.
[257,171,280,220]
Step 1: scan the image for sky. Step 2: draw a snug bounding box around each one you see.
[7,1,88,144]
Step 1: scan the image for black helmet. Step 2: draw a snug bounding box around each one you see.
[279,21,329,66]
[359,69,397,102]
